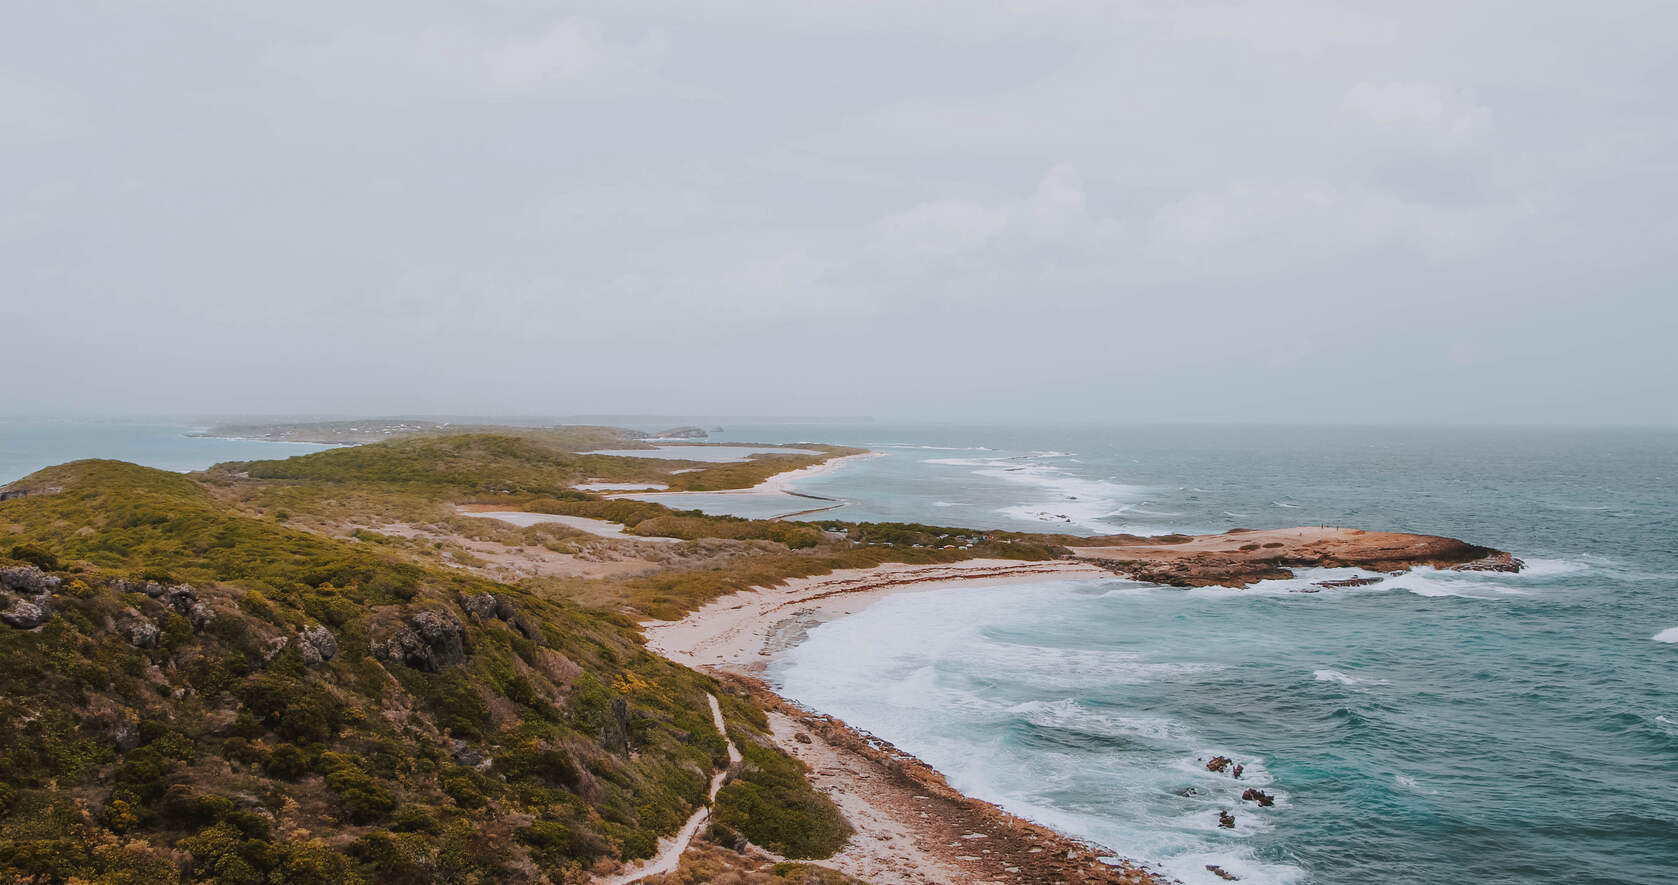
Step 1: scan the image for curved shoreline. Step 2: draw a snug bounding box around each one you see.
[641,559,1168,884]
[637,526,1522,883]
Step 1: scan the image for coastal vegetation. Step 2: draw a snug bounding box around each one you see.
[0,456,851,883]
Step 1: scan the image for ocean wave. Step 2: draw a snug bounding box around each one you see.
[925,450,1148,532]
[1313,668,1391,689]
[1653,627,1678,643]
[879,444,995,451]
[1272,500,1301,508]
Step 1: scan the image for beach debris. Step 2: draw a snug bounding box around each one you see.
[1206,756,1234,773]
[1206,865,1241,881]
[1218,810,1236,829]
[1241,788,1275,807]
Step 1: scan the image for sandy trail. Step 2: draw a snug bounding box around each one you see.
[602,693,739,884]
[638,558,1170,885]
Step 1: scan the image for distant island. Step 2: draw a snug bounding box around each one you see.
[0,424,1517,884]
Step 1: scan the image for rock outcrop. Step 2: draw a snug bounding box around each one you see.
[117,612,160,648]
[1,599,50,629]
[298,625,339,664]
[0,566,60,595]
[1072,527,1524,588]
[375,610,468,671]
[459,592,544,645]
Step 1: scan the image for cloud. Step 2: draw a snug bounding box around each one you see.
[266,17,706,103]
[0,74,82,144]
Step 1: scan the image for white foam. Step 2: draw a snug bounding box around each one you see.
[1313,669,1359,685]
[925,452,1147,533]
[1653,627,1678,643]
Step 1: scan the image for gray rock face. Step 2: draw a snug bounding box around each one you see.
[460,593,515,621]
[459,593,542,644]
[1,599,50,629]
[117,612,160,648]
[376,610,468,671]
[164,585,198,614]
[449,739,484,767]
[298,625,339,665]
[0,566,60,596]
[187,602,213,630]
[460,593,500,620]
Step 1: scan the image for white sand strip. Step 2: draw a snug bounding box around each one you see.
[457,510,682,543]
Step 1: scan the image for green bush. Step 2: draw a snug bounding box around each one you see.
[715,733,851,859]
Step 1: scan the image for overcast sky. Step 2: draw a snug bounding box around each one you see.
[4,1,1675,424]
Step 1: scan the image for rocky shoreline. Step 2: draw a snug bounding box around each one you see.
[724,674,1168,885]
[1068,526,1522,588]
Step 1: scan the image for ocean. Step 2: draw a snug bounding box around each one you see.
[693,424,1677,885]
[5,420,1673,883]
[0,419,335,485]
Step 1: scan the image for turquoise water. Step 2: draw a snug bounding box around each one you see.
[709,425,1677,885]
[0,419,335,484]
[6,421,1673,883]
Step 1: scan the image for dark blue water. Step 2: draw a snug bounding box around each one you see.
[695,425,1678,885]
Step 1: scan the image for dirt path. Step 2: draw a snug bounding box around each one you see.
[601,694,739,884]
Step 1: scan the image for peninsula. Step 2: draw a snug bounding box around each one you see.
[0,426,1519,885]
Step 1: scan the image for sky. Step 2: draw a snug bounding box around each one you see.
[3,1,1676,424]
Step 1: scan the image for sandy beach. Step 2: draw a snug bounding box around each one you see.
[642,558,1166,885]
[643,558,1105,675]
[606,451,884,517]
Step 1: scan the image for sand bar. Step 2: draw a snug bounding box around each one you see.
[456,508,682,543]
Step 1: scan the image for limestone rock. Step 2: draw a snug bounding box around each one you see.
[117,612,160,648]
[164,585,198,615]
[459,593,501,620]
[449,739,484,767]
[376,610,468,671]
[187,602,213,630]
[0,566,60,596]
[298,625,339,665]
[1,599,50,629]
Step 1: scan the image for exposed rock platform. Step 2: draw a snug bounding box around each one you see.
[1068,526,1521,588]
